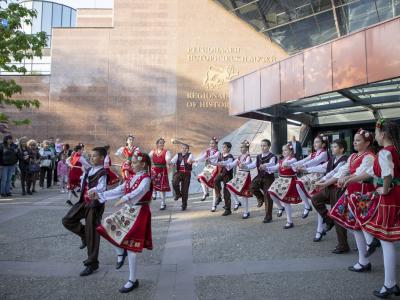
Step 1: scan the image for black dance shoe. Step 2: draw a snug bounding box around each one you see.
[233,202,242,211]
[277,207,285,217]
[210,206,216,212]
[119,280,139,293]
[324,218,335,232]
[313,231,326,242]
[201,193,209,201]
[284,222,294,229]
[222,209,231,216]
[257,199,264,208]
[174,195,181,201]
[181,206,187,211]
[66,200,73,206]
[215,197,222,206]
[79,265,97,276]
[373,284,400,298]
[71,190,78,198]
[332,246,350,254]
[302,207,313,219]
[366,238,381,258]
[79,239,87,249]
[116,250,127,270]
[160,204,166,211]
[242,212,250,219]
[263,217,272,223]
[348,262,371,273]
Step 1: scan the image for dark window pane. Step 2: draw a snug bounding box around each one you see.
[214,0,235,10]
[52,3,62,27]
[62,6,71,27]
[42,2,52,35]
[32,1,42,34]
[71,9,77,26]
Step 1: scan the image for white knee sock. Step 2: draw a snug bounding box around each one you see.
[296,184,311,211]
[352,230,369,267]
[232,193,240,206]
[243,197,249,214]
[317,214,324,233]
[201,183,208,196]
[362,230,374,246]
[160,192,166,206]
[212,189,216,208]
[381,240,397,290]
[115,246,125,263]
[124,251,137,288]
[270,194,284,209]
[68,191,73,201]
[283,203,293,223]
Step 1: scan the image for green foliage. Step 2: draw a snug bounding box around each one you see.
[0,0,47,133]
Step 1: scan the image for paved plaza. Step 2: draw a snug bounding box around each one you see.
[0,185,398,300]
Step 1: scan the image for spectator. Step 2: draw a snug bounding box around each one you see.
[53,138,63,184]
[57,153,68,193]
[17,137,30,196]
[39,140,54,188]
[62,143,73,158]
[0,135,18,197]
[27,139,40,194]
[289,135,303,161]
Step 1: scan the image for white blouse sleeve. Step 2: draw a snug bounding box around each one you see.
[267,163,279,173]
[88,175,107,194]
[148,150,154,159]
[98,183,126,203]
[165,150,172,163]
[292,154,311,167]
[306,161,328,174]
[303,151,328,168]
[378,150,394,178]
[121,177,151,205]
[245,161,257,170]
[209,151,220,164]
[170,154,178,164]
[263,156,277,168]
[283,157,297,167]
[115,147,124,157]
[355,154,375,176]
[187,154,195,164]
[80,156,91,170]
[227,158,239,169]
[334,157,351,179]
[321,161,346,181]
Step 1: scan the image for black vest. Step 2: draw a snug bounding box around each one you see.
[80,167,107,207]
[256,152,276,178]
[327,155,348,173]
[219,153,234,179]
[176,153,192,172]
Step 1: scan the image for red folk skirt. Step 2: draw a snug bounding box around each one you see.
[67,167,82,190]
[121,161,135,181]
[151,166,171,192]
[97,204,152,252]
[356,186,400,242]
[226,170,252,197]
[197,164,219,189]
[268,176,301,204]
[329,182,375,231]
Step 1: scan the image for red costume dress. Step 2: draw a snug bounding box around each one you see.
[67,152,83,190]
[351,146,400,241]
[104,155,120,186]
[268,156,301,204]
[197,148,220,188]
[329,152,376,231]
[119,146,137,180]
[150,149,171,192]
[96,173,153,252]
[226,154,252,197]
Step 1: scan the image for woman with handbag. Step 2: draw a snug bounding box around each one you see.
[39,140,55,188]
[27,140,40,194]
[17,138,30,196]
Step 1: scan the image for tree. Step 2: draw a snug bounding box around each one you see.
[0,0,47,133]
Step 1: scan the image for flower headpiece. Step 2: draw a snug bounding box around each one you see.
[211,136,218,143]
[286,143,293,150]
[133,150,144,161]
[319,134,329,142]
[376,118,386,129]
[357,128,373,143]
[241,140,250,148]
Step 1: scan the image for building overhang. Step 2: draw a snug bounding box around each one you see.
[229,17,400,127]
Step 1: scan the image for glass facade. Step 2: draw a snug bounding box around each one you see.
[0,1,77,75]
[214,0,400,54]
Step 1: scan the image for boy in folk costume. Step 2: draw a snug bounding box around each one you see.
[349,120,400,298]
[149,138,171,210]
[66,145,91,206]
[93,151,153,293]
[329,129,376,272]
[311,139,348,246]
[213,142,234,215]
[291,135,329,219]
[226,140,253,219]
[104,145,120,188]
[170,143,195,211]
[267,143,300,229]
[62,147,108,276]
[196,137,220,201]
[243,139,277,223]
[115,135,139,181]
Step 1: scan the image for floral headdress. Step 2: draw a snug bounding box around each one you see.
[376,118,386,129]
[133,150,144,161]
[286,143,294,150]
[357,128,373,143]
[211,136,218,143]
[241,140,250,148]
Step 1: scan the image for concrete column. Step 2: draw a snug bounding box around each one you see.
[271,117,287,154]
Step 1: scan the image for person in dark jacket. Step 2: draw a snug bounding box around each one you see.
[0,135,18,197]
[17,138,30,196]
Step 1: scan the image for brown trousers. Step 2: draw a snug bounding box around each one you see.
[214,173,232,210]
[62,201,105,268]
[311,186,349,249]
[172,171,191,208]
[250,175,275,219]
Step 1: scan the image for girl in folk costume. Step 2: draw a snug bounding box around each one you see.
[115,135,139,181]
[349,120,400,298]
[104,145,120,188]
[196,137,220,201]
[93,151,153,293]
[292,135,329,219]
[66,145,91,206]
[226,140,253,219]
[329,129,376,272]
[267,143,301,229]
[149,138,171,210]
